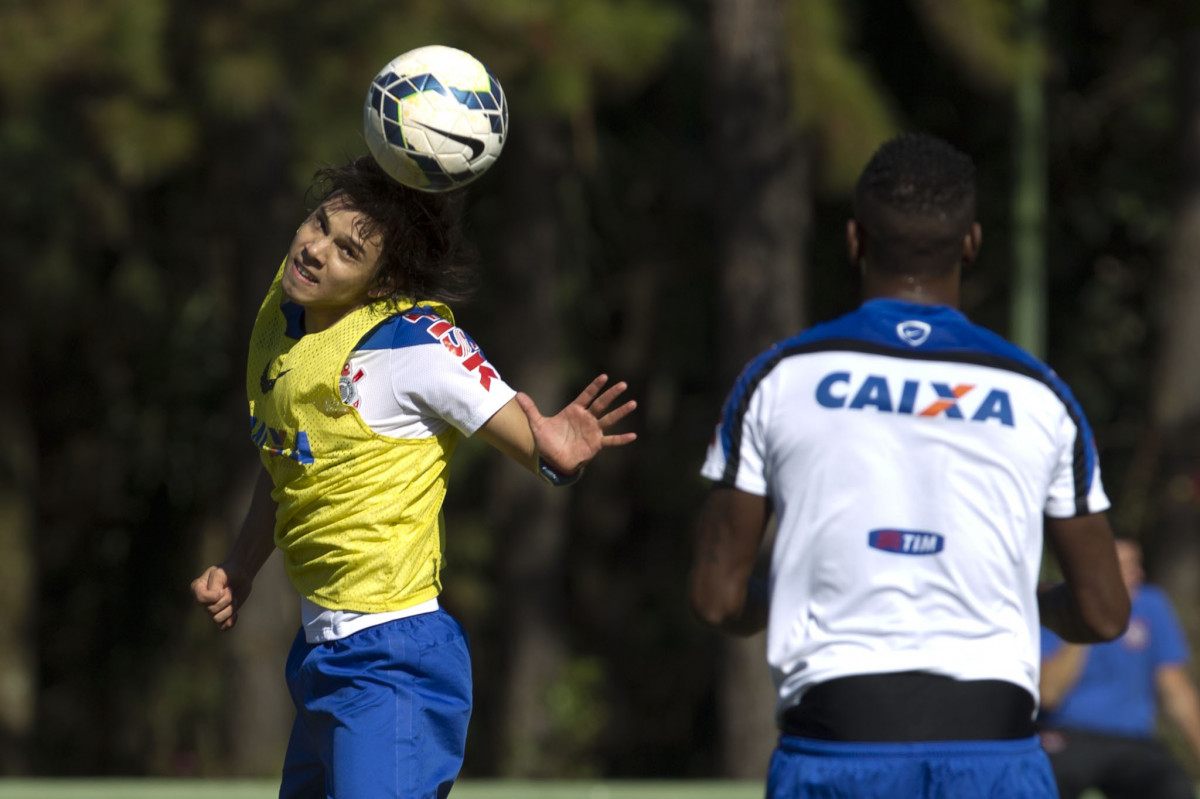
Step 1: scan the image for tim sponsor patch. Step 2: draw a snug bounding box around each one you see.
[868,529,945,555]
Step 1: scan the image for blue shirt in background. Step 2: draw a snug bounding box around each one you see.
[1040,585,1189,739]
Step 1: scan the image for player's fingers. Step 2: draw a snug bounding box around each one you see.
[191,568,224,604]
[212,600,236,625]
[205,566,227,591]
[587,381,629,416]
[602,431,638,447]
[205,590,233,616]
[598,399,637,429]
[571,374,610,407]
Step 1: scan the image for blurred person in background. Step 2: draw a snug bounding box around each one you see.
[1040,535,1200,799]
[190,155,636,799]
[688,133,1130,799]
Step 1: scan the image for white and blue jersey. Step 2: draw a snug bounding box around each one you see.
[702,298,1110,718]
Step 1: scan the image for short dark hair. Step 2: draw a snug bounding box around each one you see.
[308,155,476,306]
[854,134,976,276]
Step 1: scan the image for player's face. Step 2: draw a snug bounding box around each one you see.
[282,197,384,333]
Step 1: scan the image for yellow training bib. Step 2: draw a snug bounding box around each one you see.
[246,264,457,612]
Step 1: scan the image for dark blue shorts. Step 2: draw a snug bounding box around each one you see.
[278,609,472,799]
[767,735,1059,799]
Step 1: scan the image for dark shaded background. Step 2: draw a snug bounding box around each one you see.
[2,0,1199,781]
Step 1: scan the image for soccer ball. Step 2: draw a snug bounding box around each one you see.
[363,45,508,192]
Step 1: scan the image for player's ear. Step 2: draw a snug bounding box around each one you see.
[961,222,982,267]
[846,219,864,272]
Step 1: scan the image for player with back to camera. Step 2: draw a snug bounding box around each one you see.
[689,133,1131,798]
[190,154,637,799]
[1039,534,1200,799]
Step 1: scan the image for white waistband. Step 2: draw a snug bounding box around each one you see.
[300,596,440,643]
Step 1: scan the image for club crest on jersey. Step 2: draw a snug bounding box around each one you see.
[403,309,499,390]
[869,529,945,555]
[816,371,1015,426]
[897,320,931,347]
[1120,617,1150,652]
[340,362,364,408]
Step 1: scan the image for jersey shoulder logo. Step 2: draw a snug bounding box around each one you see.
[402,308,499,390]
[869,529,945,555]
[896,320,932,347]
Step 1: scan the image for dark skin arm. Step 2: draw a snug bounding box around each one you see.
[189,468,278,631]
[688,486,770,636]
[1039,512,1130,643]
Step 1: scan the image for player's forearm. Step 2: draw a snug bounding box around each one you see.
[1170,705,1200,764]
[222,469,278,582]
[1038,581,1128,643]
[689,488,770,636]
[690,573,767,636]
[1039,645,1088,709]
[1159,668,1200,760]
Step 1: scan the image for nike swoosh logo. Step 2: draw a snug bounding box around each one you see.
[260,362,291,394]
[411,120,486,161]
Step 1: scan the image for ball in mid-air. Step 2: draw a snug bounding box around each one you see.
[363,45,508,192]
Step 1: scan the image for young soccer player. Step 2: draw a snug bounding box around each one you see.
[190,155,636,798]
[689,133,1130,798]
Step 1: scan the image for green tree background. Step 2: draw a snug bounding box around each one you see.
[1,0,1197,781]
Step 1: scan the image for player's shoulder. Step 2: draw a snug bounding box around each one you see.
[356,304,473,352]
[802,299,1079,389]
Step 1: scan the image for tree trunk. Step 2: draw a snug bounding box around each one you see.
[709,0,810,778]
[482,119,572,777]
[0,408,35,774]
[1147,32,1200,613]
[200,110,301,777]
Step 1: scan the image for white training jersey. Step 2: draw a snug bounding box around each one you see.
[300,306,516,643]
[701,298,1109,718]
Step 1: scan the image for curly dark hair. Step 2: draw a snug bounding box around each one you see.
[854,134,976,276]
[307,155,477,306]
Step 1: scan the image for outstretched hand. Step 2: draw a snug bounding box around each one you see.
[516,374,637,475]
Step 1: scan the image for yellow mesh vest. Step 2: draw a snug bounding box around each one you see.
[246,265,457,612]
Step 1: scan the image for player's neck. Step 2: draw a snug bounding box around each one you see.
[862,271,960,308]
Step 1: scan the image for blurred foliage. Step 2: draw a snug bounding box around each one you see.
[1,0,1198,781]
[784,0,899,190]
[910,0,1043,91]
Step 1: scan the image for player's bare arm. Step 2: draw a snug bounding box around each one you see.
[1040,513,1130,643]
[1039,644,1090,709]
[689,486,769,636]
[476,374,637,477]
[1156,664,1200,762]
[190,468,277,631]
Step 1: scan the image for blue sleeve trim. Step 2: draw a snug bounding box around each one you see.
[354,305,474,352]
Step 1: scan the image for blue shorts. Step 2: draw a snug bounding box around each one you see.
[767,735,1059,799]
[278,609,472,799]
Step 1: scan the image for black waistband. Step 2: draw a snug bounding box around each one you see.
[782,671,1036,742]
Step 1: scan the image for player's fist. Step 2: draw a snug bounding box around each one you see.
[190,565,243,631]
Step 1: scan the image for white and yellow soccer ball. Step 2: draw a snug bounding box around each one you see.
[363,45,508,192]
